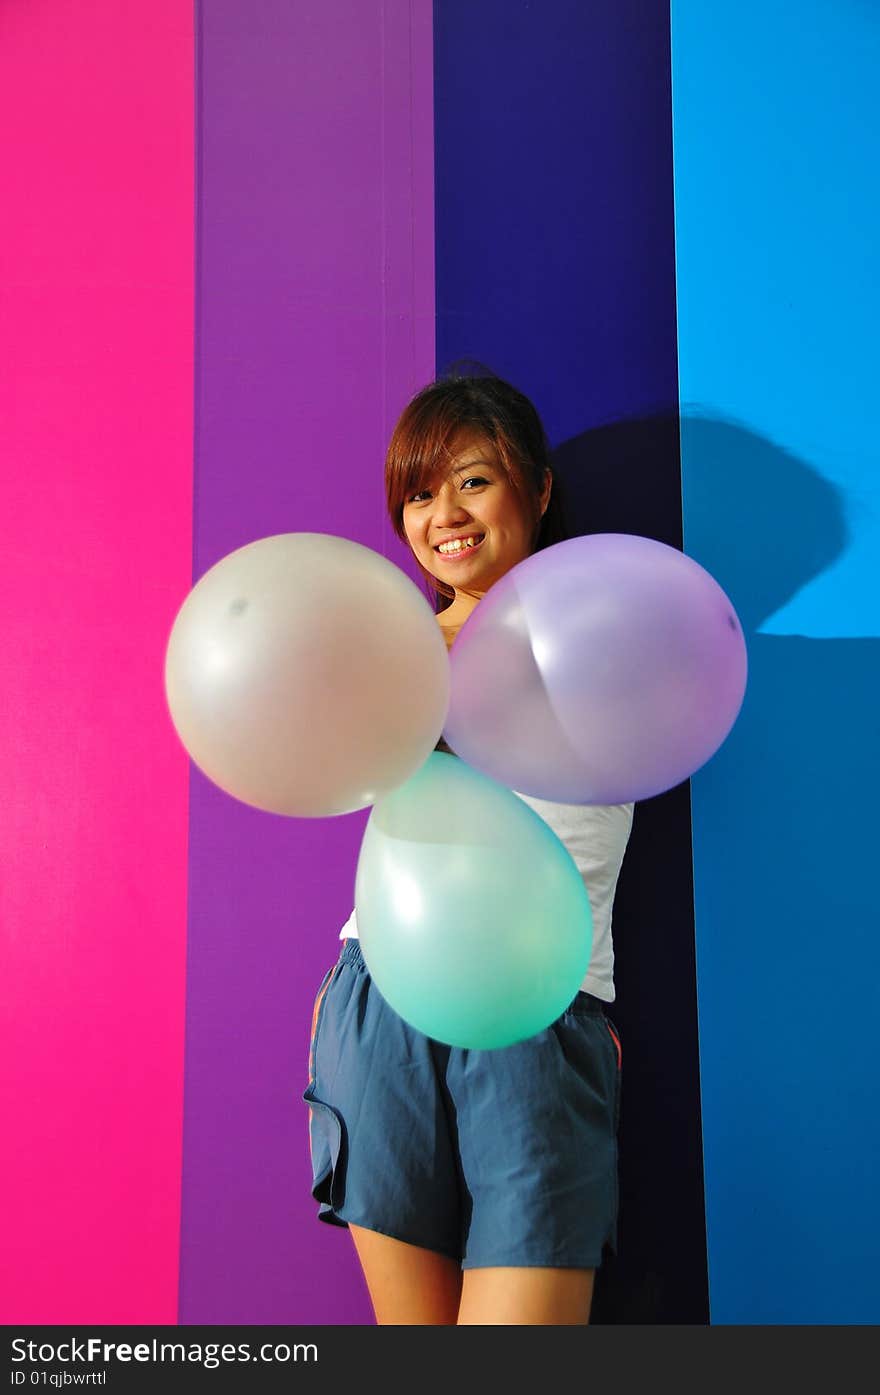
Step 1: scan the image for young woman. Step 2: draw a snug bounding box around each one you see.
[303,373,634,1325]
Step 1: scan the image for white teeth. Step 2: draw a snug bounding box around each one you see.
[438,536,481,554]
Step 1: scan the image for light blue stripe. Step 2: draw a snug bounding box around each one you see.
[673,1,880,1322]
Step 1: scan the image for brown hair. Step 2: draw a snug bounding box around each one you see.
[385,372,569,608]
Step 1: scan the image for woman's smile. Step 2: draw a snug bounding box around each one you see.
[434,533,486,561]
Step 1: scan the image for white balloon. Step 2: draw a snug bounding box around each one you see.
[164,533,449,816]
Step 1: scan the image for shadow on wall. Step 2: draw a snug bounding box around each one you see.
[552,413,878,1323]
[553,410,848,625]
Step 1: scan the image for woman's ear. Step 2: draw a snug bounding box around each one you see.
[539,467,553,517]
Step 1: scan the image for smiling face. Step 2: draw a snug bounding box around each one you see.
[401,432,550,621]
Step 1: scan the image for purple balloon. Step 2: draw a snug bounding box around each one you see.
[442,533,748,804]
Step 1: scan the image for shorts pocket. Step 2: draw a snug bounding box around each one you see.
[302,963,348,1222]
[307,964,338,1087]
[604,1015,622,1132]
[301,1087,347,1219]
[604,1016,622,1071]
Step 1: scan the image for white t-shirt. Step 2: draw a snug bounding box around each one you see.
[339,792,634,1003]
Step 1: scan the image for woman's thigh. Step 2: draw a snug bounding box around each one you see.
[458,1266,595,1325]
[304,941,462,1258]
[448,997,620,1271]
[349,1225,463,1326]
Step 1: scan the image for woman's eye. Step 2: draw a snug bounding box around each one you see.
[408,477,488,503]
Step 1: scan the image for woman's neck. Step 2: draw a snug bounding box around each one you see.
[438,591,481,630]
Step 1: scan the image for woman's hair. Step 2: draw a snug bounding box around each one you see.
[385,369,569,609]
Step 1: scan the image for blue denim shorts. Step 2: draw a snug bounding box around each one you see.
[302,937,622,1270]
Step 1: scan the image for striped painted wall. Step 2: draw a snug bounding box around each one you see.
[2,0,876,1327]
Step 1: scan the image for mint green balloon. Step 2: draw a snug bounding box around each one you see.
[354,752,593,1049]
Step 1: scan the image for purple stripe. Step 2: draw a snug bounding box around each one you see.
[182,0,434,1323]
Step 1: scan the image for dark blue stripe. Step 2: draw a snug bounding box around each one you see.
[433,0,708,1323]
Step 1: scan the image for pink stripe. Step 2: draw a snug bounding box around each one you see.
[0,4,193,1320]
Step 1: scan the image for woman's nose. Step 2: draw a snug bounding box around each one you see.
[431,484,470,524]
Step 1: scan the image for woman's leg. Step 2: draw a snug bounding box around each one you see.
[349,1224,463,1325]
[457,1266,595,1325]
